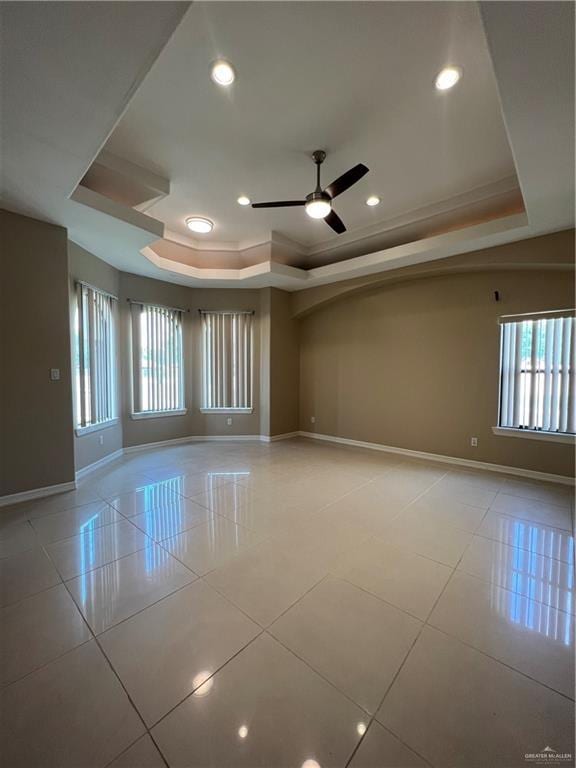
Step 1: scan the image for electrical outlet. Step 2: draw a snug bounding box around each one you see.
[310,416,316,424]
[226,417,233,426]
[49,368,60,381]
[470,437,478,447]
[98,435,104,446]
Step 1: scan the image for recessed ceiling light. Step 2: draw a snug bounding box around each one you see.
[237,196,251,206]
[211,59,236,86]
[366,196,380,207]
[435,66,462,91]
[186,217,213,234]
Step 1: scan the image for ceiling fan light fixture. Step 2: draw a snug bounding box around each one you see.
[211,59,236,86]
[237,196,251,206]
[366,195,380,206]
[186,216,213,234]
[435,66,462,91]
[305,198,331,219]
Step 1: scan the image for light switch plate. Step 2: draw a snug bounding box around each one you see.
[50,368,60,381]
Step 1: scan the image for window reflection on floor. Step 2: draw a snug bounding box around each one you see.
[491,517,574,646]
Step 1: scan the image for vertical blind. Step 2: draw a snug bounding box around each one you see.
[131,302,184,413]
[201,311,253,409]
[499,312,575,434]
[76,283,116,428]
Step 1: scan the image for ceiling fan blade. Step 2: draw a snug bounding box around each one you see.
[325,164,369,199]
[251,200,305,208]
[324,210,346,234]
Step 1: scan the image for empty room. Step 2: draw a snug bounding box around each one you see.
[0,2,574,767]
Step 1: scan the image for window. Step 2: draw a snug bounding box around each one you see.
[201,311,253,411]
[131,302,184,416]
[74,283,117,431]
[498,311,575,436]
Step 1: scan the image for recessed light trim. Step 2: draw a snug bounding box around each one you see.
[186,217,213,234]
[435,66,462,91]
[211,59,236,86]
[237,196,251,206]
[366,195,380,207]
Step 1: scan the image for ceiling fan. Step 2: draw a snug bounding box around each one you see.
[251,150,369,234]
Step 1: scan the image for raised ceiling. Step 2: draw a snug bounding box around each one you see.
[2,2,573,290]
[102,1,520,257]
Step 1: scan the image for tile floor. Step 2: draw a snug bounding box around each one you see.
[0,438,574,767]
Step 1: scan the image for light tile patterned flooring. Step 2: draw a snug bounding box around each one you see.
[0,438,574,767]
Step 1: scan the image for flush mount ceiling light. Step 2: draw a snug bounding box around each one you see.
[186,216,213,234]
[237,196,251,206]
[435,66,462,90]
[211,59,236,86]
[366,195,380,207]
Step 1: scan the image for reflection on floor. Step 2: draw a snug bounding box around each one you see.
[0,438,574,767]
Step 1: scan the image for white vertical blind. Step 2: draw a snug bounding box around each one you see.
[75,283,116,428]
[201,311,253,409]
[499,313,575,434]
[132,303,184,413]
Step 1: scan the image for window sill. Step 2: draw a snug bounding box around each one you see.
[131,409,187,420]
[75,418,119,437]
[200,408,253,415]
[492,427,575,444]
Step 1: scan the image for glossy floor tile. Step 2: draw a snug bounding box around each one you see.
[377,626,574,768]
[67,544,195,634]
[491,493,573,531]
[205,536,328,626]
[0,584,90,685]
[30,500,121,544]
[407,492,487,533]
[382,507,473,567]
[270,576,421,713]
[0,547,61,607]
[0,641,144,768]
[152,634,366,768]
[100,580,260,725]
[459,534,575,615]
[478,510,575,563]
[349,721,429,768]
[331,537,452,620]
[0,439,573,767]
[161,515,265,575]
[0,520,39,559]
[106,736,166,768]
[106,484,185,518]
[129,499,210,542]
[429,571,574,697]
[47,519,152,580]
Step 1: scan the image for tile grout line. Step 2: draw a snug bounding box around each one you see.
[40,538,175,768]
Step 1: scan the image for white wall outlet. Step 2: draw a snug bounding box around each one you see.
[226,417,233,426]
[50,368,60,381]
[98,435,104,446]
[310,416,316,424]
[470,437,478,447]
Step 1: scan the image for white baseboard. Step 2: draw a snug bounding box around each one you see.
[75,449,124,482]
[262,432,301,443]
[298,431,574,486]
[124,434,264,455]
[0,481,77,508]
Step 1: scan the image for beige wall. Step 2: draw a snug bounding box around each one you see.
[269,288,300,436]
[0,210,75,495]
[298,268,575,477]
[68,242,123,471]
[119,273,263,448]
